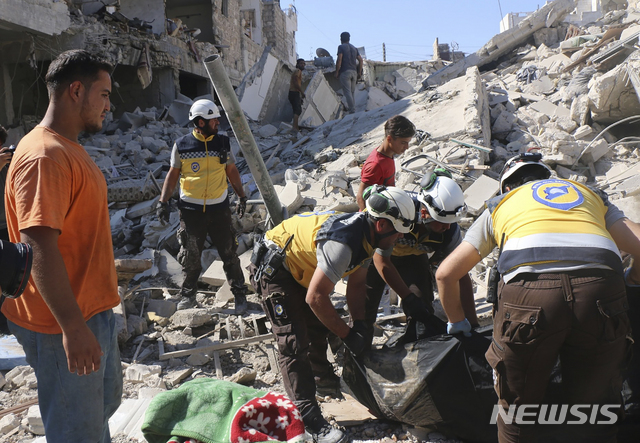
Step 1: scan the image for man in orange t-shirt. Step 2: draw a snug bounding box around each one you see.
[2,50,121,443]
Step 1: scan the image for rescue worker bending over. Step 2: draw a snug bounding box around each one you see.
[250,186,415,443]
[436,153,640,442]
[364,169,478,346]
[158,99,248,313]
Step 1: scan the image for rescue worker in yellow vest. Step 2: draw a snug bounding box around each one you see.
[250,186,417,443]
[364,170,479,346]
[157,99,248,313]
[436,153,640,442]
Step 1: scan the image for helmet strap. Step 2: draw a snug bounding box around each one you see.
[367,215,397,247]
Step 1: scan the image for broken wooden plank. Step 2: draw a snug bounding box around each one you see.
[0,398,38,418]
[159,333,274,360]
[449,138,491,153]
[212,329,223,379]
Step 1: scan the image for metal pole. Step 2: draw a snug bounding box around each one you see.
[203,54,284,226]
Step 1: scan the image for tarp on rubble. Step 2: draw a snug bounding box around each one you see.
[343,316,640,443]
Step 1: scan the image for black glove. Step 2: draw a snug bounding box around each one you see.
[401,292,433,324]
[343,327,366,357]
[237,196,248,218]
[157,201,170,224]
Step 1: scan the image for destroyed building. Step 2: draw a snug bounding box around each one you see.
[2,0,640,442]
[0,0,297,131]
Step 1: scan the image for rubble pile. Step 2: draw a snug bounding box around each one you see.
[4,2,640,442]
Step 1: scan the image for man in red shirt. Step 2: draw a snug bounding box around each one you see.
[356,115,416,210]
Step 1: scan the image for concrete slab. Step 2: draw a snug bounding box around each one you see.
[463,175,499,216]
[201,259,227,287]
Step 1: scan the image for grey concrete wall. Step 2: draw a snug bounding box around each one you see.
[0,0,71,36]
[112,66,176,117]
[120,0,166,35]
[166,2,215,44]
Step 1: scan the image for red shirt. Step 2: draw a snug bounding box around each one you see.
[361,148,395,186]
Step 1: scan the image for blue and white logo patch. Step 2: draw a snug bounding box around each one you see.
[531,179,584,211]
[274,304,284,317]
[191,162,200,173]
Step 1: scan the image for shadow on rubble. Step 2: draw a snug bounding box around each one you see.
[343,305,640,443]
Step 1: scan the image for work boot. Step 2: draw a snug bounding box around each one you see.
[315,376,343,400]
[304,414,347,443]
[234,292,248,315]
[177,296,196,310]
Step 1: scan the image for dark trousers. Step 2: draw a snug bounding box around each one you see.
[249,264,334,422]
[178,206,245,297]
[485,270,632,443]
[364,254,434,345]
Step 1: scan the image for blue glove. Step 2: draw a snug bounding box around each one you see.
[447,318,472,337]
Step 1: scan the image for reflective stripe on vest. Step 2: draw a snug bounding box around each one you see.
[177,130,229,207]
[265,211,374,288]
[491,179,622,275]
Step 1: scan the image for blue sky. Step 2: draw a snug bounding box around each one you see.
[290,0,549,62]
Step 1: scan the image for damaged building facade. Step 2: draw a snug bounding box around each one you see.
[0,0,297,133]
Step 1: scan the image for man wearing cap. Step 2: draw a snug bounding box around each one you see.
[435,153,640,442]
[158,99,248,313]
[250,186,416,443]
[363,169,478,346]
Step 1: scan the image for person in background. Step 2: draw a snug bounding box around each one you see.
[334,31,363,114]
[157,99,249,313]
[289,58,306,133]
[356,115,415,211]
[2,49,122,443]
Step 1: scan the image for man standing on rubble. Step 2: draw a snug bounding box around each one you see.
[364,169,478,346]
[289,58,306,133]
[356,115,415,210]
[436,153,638,442]
[2,49,122,443]
[250,186,416,443]
[334,31,363,114]
[157,99,249,313]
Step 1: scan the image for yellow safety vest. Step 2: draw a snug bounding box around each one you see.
[265,211,375,288]
[489,178,622,275]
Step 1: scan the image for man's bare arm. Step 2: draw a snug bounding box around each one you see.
[356,181,369,211]
[159,167,180,203]
[306,267,351,338]
[21,226,103,375]
[334,53,343,78]
[226,163,246,198]
[436,242,482,323]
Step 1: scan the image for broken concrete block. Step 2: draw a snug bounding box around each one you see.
[0,413,20,435]
[227,367,257,386]
[555,165,588,183]
[125,364,162,383]
[127,315,148,337]
[114,312,130,345]
[366,87,395,111]
[325,153,357,172]
[4,365,36,390]
[611,195,640,223]
[201,259,227,287]
[463,175,499,216]
[170,308,213,328]
[529,100,558,117]
[126,197,160,220]
[146,299,177,318]
[492,110,517,133]
[581,139,610,163]
[165,368,194,387]
[186,353,211,366]
[163,331,198,350]
[554,116,577,133]
[159,250,184,287]
[570,95,590,126]
[588,64,640,123]
[523,76,555,95]
[573,125,594,140]
[278,181,304,215]
[26,405,45,435]
[258,124,278,138]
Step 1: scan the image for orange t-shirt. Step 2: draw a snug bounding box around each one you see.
[1,126,119,334]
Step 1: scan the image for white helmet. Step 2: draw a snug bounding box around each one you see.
[364,185,416,234]
[418,171,467,224]
[499,153,552,194]
[189,99,220,122]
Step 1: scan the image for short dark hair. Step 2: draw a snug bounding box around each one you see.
[384,115,416,139]
[340,32,350,43]
[45,49,113,97]
[297,58,305,64]
[0,125,7,145]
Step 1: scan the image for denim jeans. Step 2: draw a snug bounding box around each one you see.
[9,310,123,443]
